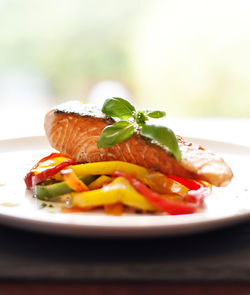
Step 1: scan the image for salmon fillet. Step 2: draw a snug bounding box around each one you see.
[44,101,233,187]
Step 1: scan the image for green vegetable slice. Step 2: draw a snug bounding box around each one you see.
[35,175,96,200]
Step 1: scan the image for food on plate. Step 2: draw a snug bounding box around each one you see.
[24,98,233,216]
[45,99,232,187]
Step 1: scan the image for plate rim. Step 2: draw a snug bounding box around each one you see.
[0,135,249,238]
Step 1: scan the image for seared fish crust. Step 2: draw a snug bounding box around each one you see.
[44,101,233,187]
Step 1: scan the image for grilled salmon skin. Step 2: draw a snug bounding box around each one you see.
[44,101,233,187]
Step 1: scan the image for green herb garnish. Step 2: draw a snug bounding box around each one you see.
[97,121,134,148]
[97,97,181,162]
[101,97,136,119]
[146,110,166,118]
[140,124,181,162]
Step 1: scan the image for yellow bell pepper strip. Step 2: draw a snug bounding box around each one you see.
[63,161,189,196]
[144,172,189,196]
[24,153,76,189]
[70,161,148,179]
[71,177,156,211]
[88,175,112,190]
[104,203,124,216]
[61,169,89,192]
[113,171,199,215]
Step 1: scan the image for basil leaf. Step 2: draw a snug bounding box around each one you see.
[146,110,166,118]
[97,121,134,148]
[140,124,181,162]
[102,97,135,119]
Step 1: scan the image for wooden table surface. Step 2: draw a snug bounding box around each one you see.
[0,218,249,294]
[1,282,250,295]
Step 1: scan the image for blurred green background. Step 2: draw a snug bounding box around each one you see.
[1,0,250,117]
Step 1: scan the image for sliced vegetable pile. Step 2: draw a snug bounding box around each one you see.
[25,153,211,216]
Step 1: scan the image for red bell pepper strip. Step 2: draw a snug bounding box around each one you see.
[24,153,76,189]
[167,176,211,205]
[167,176,201,190]
[113,171,198,215]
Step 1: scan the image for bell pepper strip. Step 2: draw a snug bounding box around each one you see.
[167,176,202,190]
[34,175,95,200]
[145,172,189,196]
[72,177,156,211]
[62,161,189,196]
[61,169,89,192]
[113,171,199,215]
[25,153,76,189]
[61,205,95,213]
[197,180,212,189]
[70,161,148,179]
[88,175,113,190]
[104,203,124,216]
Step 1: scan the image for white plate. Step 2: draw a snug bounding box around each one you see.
[0,136,249,238]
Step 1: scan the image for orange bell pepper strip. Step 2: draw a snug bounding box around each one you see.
[104,203,124,216]
[61,169,89,192]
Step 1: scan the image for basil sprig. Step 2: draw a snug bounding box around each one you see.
[97,97,181,162]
